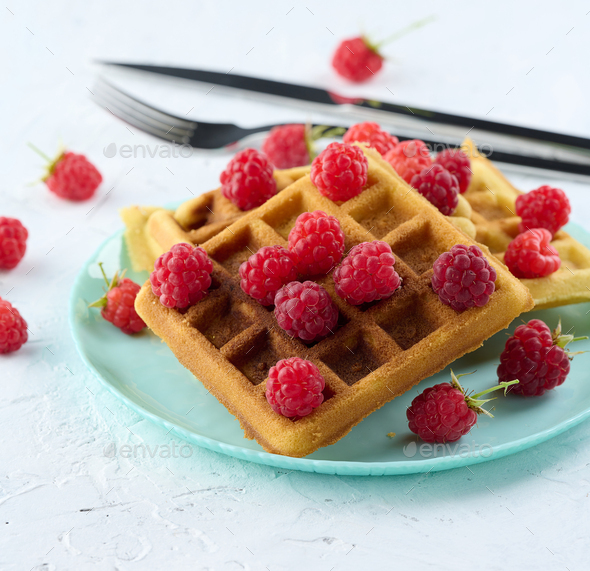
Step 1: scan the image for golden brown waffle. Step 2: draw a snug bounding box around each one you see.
[462,138,590,309]
[135,146,534,457]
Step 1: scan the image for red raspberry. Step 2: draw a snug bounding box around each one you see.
[434,149,472,194]
[342,122,399,156]
[288,210,345,276]
[432,245,497,312]
[265,357,325,418]
[150,243,213,309]
[331,37,384,83]
[310,142,368,202]
[334,241,401,305]
[411,164,459,216]
[274,281,339,343]
[262,124,310,169]
[239,246,298,306]
[515,185,571,236]
[504,228,560,279]
[383,140,431,184]
[0,217,28,269]
[220,148,277,211]
[0,298,28,354]
[45,151,102,201]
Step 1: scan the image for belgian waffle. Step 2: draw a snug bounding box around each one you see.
[135,146,534,457]
[462,138,590,309]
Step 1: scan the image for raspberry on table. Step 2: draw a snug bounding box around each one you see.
[504,228,561,279]
[274,281,339,343]
[515,185,571,236]
[0,217,28,269]
[262,124,310,169]
[0,298,28,354]
[265,357,325,418]
[288,210,345,276]
[150,243,213,309]
[43,151,102,201]
[331,37,384,83]
[432,245,497,312]
[383,139,431,184]
[434,148,472,194]
[343,122,398,156]
[410,164,459,216]
[310,142,368,202]
[334,241,401,305]
[220,148,277,211]
[239,245,298,306]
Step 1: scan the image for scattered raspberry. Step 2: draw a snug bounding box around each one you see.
[515,185,571,236]
[220,148,277,211]
[331,37,383,83]
[0,298,28,354]
[0,217,28,269]
[342,122,398,156]
[239,246,298,306]
[434,149,472,194]
[274,281,339,343]
[432,245,497,312]
[334,241,401,305]
[43,151,102,201]
[411,164,459,216]
[265,357,325,418]
[310,142,368,202]
[383,139,431,184]
[150,243,213,309]
[262,124,310,169]
[504,228,560,279]
[288,210,345,276]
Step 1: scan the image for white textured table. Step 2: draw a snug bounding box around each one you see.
[2,2,590,569]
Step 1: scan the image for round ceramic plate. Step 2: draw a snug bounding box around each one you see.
[70,225,590,476]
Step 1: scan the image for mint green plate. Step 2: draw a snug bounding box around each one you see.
[69,225,590,475]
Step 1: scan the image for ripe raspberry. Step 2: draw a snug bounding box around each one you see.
[498,319,586,396]
[0,298,28,354]
[262,124,310,169]
[434,149,472,194]
[516,185,571,236]
[44,151,102,201]
[0,217,28,269]
[383,139,431,184]
[504,228,560,279]
[342,122,399,156]
[150,243,213,309]
[331,37,384,83]
[310,142,368,202]
[265,357,325,418]
[220,148,277,211]
[274,281,339,343]
[239,246,298,306]
[334,241,401,305]
[288,210,345,276]
[411,164,459,216]
[432,245,497,312]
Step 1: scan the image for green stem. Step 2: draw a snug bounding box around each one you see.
[472,379,519,400]
[98,262,110,287]
[373,15,437,49]
[27,142,52,162]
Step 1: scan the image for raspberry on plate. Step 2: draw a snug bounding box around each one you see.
[504,228,560,279]
[515,185,571,236]
[274,281,339,343]
[288,210,345,276]
[342,122,398,156]
[239,245,298,306]
[432,244,497,312]
[0,298,28,354]
[331,37,384,83]
[150,243,213,309]
[265,357,325,418]
[434,148,472,194]
[310,142,368,202]
[498,319,587,396]
[383,139,432,184]
[334,240,401,305]
[411,164,459,216]
[220,148,277,211]
[0,217,28,269]
[262,124,310,169]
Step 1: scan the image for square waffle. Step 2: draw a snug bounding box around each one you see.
[134,146,534,457]
[462,138,590,309]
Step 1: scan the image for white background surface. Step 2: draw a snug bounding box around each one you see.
[2,1,590,569]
